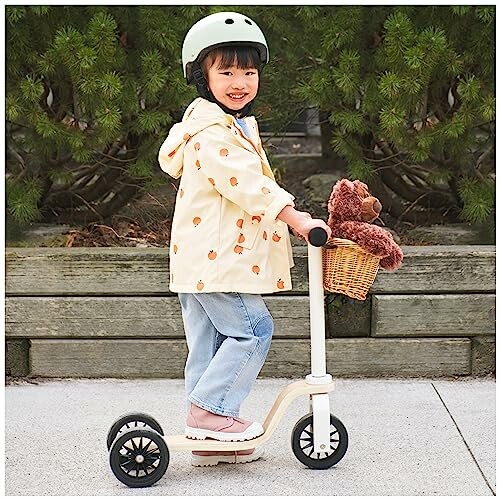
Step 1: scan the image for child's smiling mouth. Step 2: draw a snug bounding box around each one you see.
[227,93,248,102]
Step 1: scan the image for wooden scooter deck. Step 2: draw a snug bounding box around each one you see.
[165,379,335,451]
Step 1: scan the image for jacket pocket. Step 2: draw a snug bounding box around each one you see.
[238,212,262,250]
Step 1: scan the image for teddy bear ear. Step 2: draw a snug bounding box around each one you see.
[334,178,354,195]
[328,180,344,212]
[330,178,344,198]
[353,179,368,188]
[353,180,373,199]
[339,178,352,188]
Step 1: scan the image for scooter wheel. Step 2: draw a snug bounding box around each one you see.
[107,412,164,450]
[291,413,348,469]
[109,428,169,488]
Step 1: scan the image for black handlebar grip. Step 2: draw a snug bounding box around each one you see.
[308,227,328,247]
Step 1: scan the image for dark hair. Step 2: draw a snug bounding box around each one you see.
[200,45,261,78]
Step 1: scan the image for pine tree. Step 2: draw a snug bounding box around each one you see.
[6,6,197,224]
[273,5,495,226]
[6,6,495,230]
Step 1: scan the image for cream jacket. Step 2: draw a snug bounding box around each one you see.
[158,97,296,293]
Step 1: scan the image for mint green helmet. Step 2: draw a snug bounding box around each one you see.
[182,12,269,84]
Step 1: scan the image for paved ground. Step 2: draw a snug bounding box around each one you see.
[5,376,495,496]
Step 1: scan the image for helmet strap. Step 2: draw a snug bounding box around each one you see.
[191,61,255,118]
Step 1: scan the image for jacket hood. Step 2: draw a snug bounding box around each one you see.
[158,98,233,179]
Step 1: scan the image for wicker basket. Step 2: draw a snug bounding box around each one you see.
[322,238,381,301]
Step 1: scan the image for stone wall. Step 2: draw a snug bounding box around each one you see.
[5,245,495,378]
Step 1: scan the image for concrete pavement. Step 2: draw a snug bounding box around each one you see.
[5,377,496,496]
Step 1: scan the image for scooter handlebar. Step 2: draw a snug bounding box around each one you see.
[308,227,329,247]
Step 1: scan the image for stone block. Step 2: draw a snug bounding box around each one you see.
[326,294,371,337]
[471,336,496,375]
[6,339,29,377]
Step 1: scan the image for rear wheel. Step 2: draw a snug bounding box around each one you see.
[107,412,164,450]
[109,428,169,488]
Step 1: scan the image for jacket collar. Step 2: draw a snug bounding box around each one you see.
[159,98,274,181]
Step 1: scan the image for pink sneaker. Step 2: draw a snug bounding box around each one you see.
[191,448,263,467]
[185,403,264,441]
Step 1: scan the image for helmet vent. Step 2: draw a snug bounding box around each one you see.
[225,18,234,24]
[245,19,253,25]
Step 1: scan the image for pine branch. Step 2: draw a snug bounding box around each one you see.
[475,144,493,173]
[428,153,452,166]
[98,184,141,218]
[47,152,72,167]
[72,192,103,220]
[7,142,27,169]
[363,149,405,163]
[380,167,425,202]
[77,167,122,202]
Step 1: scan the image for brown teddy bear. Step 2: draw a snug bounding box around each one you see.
[326,178,404,271]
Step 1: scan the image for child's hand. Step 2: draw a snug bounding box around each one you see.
[278,205,331,243]
[293,213,332,243]
[290,211,311,240]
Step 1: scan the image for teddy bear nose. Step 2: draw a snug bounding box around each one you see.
[361,197,382,222]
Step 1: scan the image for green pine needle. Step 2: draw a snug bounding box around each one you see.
[96,106,122,132]
[19,76,44,104]
[98,72,123,99]
[479,95,495,121]
[6,177,42,224]
[457,76,481,103]
[128,160,153,179]
[458,177,495,223]
[379,71,402,98]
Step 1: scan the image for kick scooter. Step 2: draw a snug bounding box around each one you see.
[107,226,348,488]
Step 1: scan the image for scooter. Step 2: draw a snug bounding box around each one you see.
[106,227,348,488]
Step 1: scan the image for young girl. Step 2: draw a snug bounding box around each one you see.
[158,11,331,467]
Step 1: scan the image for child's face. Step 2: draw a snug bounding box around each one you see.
[206,56,259,111]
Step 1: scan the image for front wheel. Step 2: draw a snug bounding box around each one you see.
[291,413,348,469]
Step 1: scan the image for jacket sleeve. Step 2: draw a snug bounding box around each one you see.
[193,123,295,222]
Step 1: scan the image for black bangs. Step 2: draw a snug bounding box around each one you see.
[203,45,261,72]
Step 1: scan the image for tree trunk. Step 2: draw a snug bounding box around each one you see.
[319,110,335,159]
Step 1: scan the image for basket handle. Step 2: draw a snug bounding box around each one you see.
[323,241,338,249]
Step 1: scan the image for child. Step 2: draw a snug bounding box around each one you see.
[158,11,331,467]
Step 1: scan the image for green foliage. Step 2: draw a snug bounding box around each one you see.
[458,177,495,223]
[279,5,495,224]
[6,177,42,223]
[128,160,154,179]
[6,5,194,223]
[6,5,496,227]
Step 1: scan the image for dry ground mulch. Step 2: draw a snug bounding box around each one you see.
[64,215,171,247]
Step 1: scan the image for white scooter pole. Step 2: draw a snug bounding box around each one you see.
[306,227,333,455]
[306,227,333,384]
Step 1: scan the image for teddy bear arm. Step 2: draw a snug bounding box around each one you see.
[380,243,404,270]
[332,222,391,257]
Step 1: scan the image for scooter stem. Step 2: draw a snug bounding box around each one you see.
[306,243,332,384]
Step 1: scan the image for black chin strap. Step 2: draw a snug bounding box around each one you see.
[192,62,255,118]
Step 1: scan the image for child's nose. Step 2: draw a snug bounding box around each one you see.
[231,78,247,89]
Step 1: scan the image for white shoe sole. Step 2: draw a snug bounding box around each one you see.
[185,422,264,441]
[191,448,264,467]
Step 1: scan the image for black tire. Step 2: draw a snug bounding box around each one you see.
[291,413,348,469]
[109,428,169,488]
[107,413,164,451]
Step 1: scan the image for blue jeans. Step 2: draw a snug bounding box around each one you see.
[178,292,274,417]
